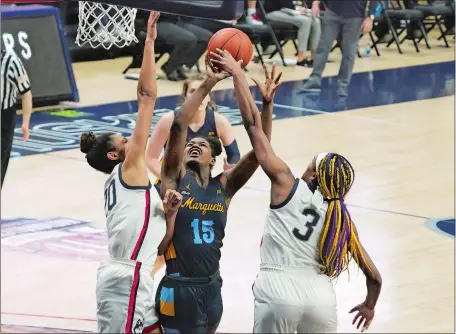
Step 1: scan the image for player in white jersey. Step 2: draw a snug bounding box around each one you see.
[79,12,182,333]
[212,50,383,333]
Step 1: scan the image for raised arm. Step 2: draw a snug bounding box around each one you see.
[122,12,160,185]
[221,92,274,199]
[160,60,229,195]
[210,50,295,205]
[216,63,279,198]
[145,111,174,178]
[215,112,241,169]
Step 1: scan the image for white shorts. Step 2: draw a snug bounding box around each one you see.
[96,259,159,333]
[253,265,337,334]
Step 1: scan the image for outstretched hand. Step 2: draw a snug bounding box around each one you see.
[349,302,375,332]
[146,11,160,41]
[251,63,282,102]
[209,48,243,75]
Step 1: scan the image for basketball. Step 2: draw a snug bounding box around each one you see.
[207,28,254,69]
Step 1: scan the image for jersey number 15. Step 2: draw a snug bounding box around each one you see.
[191,219,215,244]
[293,208,320,242]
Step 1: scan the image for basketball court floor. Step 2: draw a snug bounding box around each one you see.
[1,39,455,333]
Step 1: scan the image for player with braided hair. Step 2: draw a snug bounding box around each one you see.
[315,152,367,280]
[211,48,383,334]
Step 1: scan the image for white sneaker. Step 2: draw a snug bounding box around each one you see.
[246,14,263,25]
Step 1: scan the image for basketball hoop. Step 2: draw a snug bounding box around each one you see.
[76,1,138,49]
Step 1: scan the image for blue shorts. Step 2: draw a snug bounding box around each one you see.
[155,271,223,333]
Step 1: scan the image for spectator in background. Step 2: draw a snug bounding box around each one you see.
[155,14,213,81]
[246,0,263,25]
[264,0,321,66]
[1,49,33,189]
[298,0,376,97]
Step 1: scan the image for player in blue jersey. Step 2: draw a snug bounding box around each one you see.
[155,58,282,333]
[148,79,241,275]
[146,78,241,179]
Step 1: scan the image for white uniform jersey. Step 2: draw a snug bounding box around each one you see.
[260,178,328,271]
[103,163,166,266]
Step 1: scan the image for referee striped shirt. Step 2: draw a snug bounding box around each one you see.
[1,49,31,110]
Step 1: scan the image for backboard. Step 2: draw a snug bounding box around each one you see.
[73,0,245,20]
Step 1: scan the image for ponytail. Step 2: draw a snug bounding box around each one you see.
[316,153,370,280]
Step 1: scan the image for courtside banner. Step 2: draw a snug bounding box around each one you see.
[1,5,79,107]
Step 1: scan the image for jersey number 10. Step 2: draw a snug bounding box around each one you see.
[104,179,117,213]
[191,219,215,244]
[293,208,320,242]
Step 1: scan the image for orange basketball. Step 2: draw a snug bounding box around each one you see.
[207,28,253,69]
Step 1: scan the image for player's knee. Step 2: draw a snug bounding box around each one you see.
[297,16,312,29]
[312,17,321,26]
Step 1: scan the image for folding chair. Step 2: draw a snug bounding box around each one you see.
[437,0,454,41]
[408,0,452,47]
[255,0,289,65]
[264,0,312,60]
[437,0,455,41]
[263,21,299,60]
[375,0,430,53]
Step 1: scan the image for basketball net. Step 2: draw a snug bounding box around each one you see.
[76,1,138,49]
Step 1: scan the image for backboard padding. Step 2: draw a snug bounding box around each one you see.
[72,0,245,20]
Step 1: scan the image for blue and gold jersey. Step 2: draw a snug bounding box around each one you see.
[154,109,218,186]
[164,172,227,277]
[180,108,218,141]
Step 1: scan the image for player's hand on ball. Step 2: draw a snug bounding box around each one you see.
[251,63,283,103]
[205,54,231,81]
[209,48,243,75]
[349,302,375,332]
[163,189,182,213]
[146,11,160,41]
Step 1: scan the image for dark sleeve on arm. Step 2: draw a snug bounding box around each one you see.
[224,139,240,164]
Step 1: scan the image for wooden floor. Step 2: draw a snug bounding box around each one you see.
[1,38,455,333]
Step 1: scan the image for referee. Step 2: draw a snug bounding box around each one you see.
[1,49,33,188]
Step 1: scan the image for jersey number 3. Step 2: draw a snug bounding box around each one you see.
[293,208,320,242]
[191,219,215,244]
